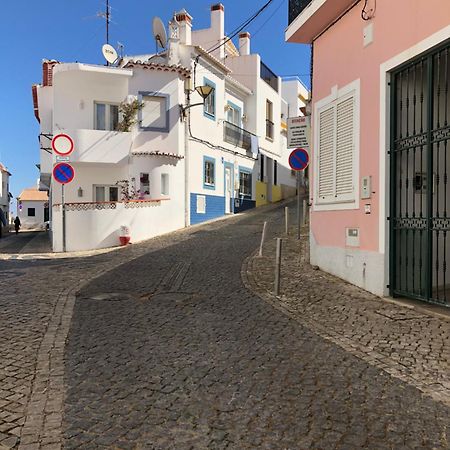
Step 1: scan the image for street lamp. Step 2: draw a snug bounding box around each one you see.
[180,84,214,117]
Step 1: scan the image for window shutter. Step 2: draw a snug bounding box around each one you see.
[318,106,335,199]
[335,96,354,197]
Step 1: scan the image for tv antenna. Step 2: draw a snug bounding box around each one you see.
[97,0,112,45]
[152,17,167,52]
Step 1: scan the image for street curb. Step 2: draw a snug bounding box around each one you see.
[241,252,450,408]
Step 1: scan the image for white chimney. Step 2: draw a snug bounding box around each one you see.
[175,9,192,45]
[210,3,225,59]
[239,32,251,56]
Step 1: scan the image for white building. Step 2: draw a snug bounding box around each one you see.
[17,188,49,229]
[32,4,308,252]
[0,163,12,226]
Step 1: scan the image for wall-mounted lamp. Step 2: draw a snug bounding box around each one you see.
[179,85,215,118]
[77,187,83,198]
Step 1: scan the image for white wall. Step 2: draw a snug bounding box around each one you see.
[51,199,184,252]
[18,200,46,229]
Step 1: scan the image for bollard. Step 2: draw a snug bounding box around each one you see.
[258,221,268,257]
[285,207,289,235]
[274,238,282,296]
[302,199,307,227]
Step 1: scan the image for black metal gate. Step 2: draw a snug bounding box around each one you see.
[390,41,450,307]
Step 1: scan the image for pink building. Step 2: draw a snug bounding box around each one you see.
[286,0,450,306]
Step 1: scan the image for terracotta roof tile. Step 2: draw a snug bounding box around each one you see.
[18,188,48,202]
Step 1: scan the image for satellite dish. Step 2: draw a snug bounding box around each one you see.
[152,17,167,49]
[102,44,118,64]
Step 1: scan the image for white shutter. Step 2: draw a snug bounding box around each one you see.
[335,96,354,198]
[141,95,166,129]
[317,106,335,199]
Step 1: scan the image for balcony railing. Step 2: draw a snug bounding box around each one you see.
[289,0,313,24]
[260,61,279,92]
[223,121,252,151]
[266,119,274,140]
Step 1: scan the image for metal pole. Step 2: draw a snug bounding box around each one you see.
[274,238,282,296]
[62,183,66,252]
[258,221,267,257]
[285,206,289,235]
[184,86,190,228]
[302,199,307,226]
[296,172,301,240]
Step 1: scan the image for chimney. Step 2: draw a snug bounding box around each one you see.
[42,60,59,87]
[175,9,192,45]
[239,32,251,56]
[210,3,225,59]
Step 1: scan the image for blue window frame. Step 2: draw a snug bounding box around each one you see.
[138,91,170,132]
[203,156,216,190]
[239,166,252,197]
[203,78,216,120]
[226,101,242,126]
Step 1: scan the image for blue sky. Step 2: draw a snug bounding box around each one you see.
[0,0,310,210]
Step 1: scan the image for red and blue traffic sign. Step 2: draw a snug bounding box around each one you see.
[53,163,75,184]
[289,148,310,171]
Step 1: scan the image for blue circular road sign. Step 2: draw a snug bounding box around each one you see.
[53,163,75,184]
[289,148,310,171]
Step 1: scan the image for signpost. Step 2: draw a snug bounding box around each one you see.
[52,134,75,252]
[289,148,310,240]
[287,116,310,149]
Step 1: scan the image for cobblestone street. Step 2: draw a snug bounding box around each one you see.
[1,202,450,449]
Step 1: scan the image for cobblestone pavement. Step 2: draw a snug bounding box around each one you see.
[246,221,450,408]
[63,204,450,449]
[0,215,248,450]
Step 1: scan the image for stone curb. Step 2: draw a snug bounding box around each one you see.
[241,251,450,408]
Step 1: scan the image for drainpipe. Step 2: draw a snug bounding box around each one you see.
[184,82,190,227]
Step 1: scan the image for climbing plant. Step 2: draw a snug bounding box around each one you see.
[116,99,143,132]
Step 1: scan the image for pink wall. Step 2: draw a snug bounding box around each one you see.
[311,0,450,252]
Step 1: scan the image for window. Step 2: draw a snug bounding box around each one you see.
[259,154,265,182]
[140,173,150,195]
[94,185,119,202]
[203,157,215,189]
[315,81,359,207]
[95,102,119,131]
[260,61,279,92]
[227,102,241,126]
[161,173,169,196]
[203,78,216,119]
[266,100,274,139]
[139,92,169,131]
[239,170,252,197]
[27,208,35,217]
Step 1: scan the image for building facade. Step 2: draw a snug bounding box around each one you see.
[286,0,450,306]
[33,3,307,252]
[0,163,12,228]
[17,188,49,230]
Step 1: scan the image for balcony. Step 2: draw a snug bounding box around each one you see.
[223,121,252,151]
[58,129,132,164]
[286,0,358,43]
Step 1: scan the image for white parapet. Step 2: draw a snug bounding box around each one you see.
[51,198,183,252]
[60,129,132,164]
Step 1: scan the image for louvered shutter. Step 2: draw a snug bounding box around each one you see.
[317,106,335,200]
[335,96,354,198]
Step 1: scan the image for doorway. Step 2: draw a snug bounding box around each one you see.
[224,165,233,214]
[390,41,450,306]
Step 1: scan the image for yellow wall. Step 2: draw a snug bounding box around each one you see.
[256,181,268,207]
[272,185,282,203]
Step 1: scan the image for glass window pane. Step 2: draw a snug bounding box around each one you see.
[109,105,119,131]
[95,103,106,130]
[161,174,169,196]
[95,186,105,202]
[109,187,118,202]
[140,173,150,195]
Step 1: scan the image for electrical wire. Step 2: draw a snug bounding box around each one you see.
[361,0,376,21]
[205,0,276,55]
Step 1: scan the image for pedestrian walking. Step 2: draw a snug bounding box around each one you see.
[0,208,6,239]
[14,216,21,234]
